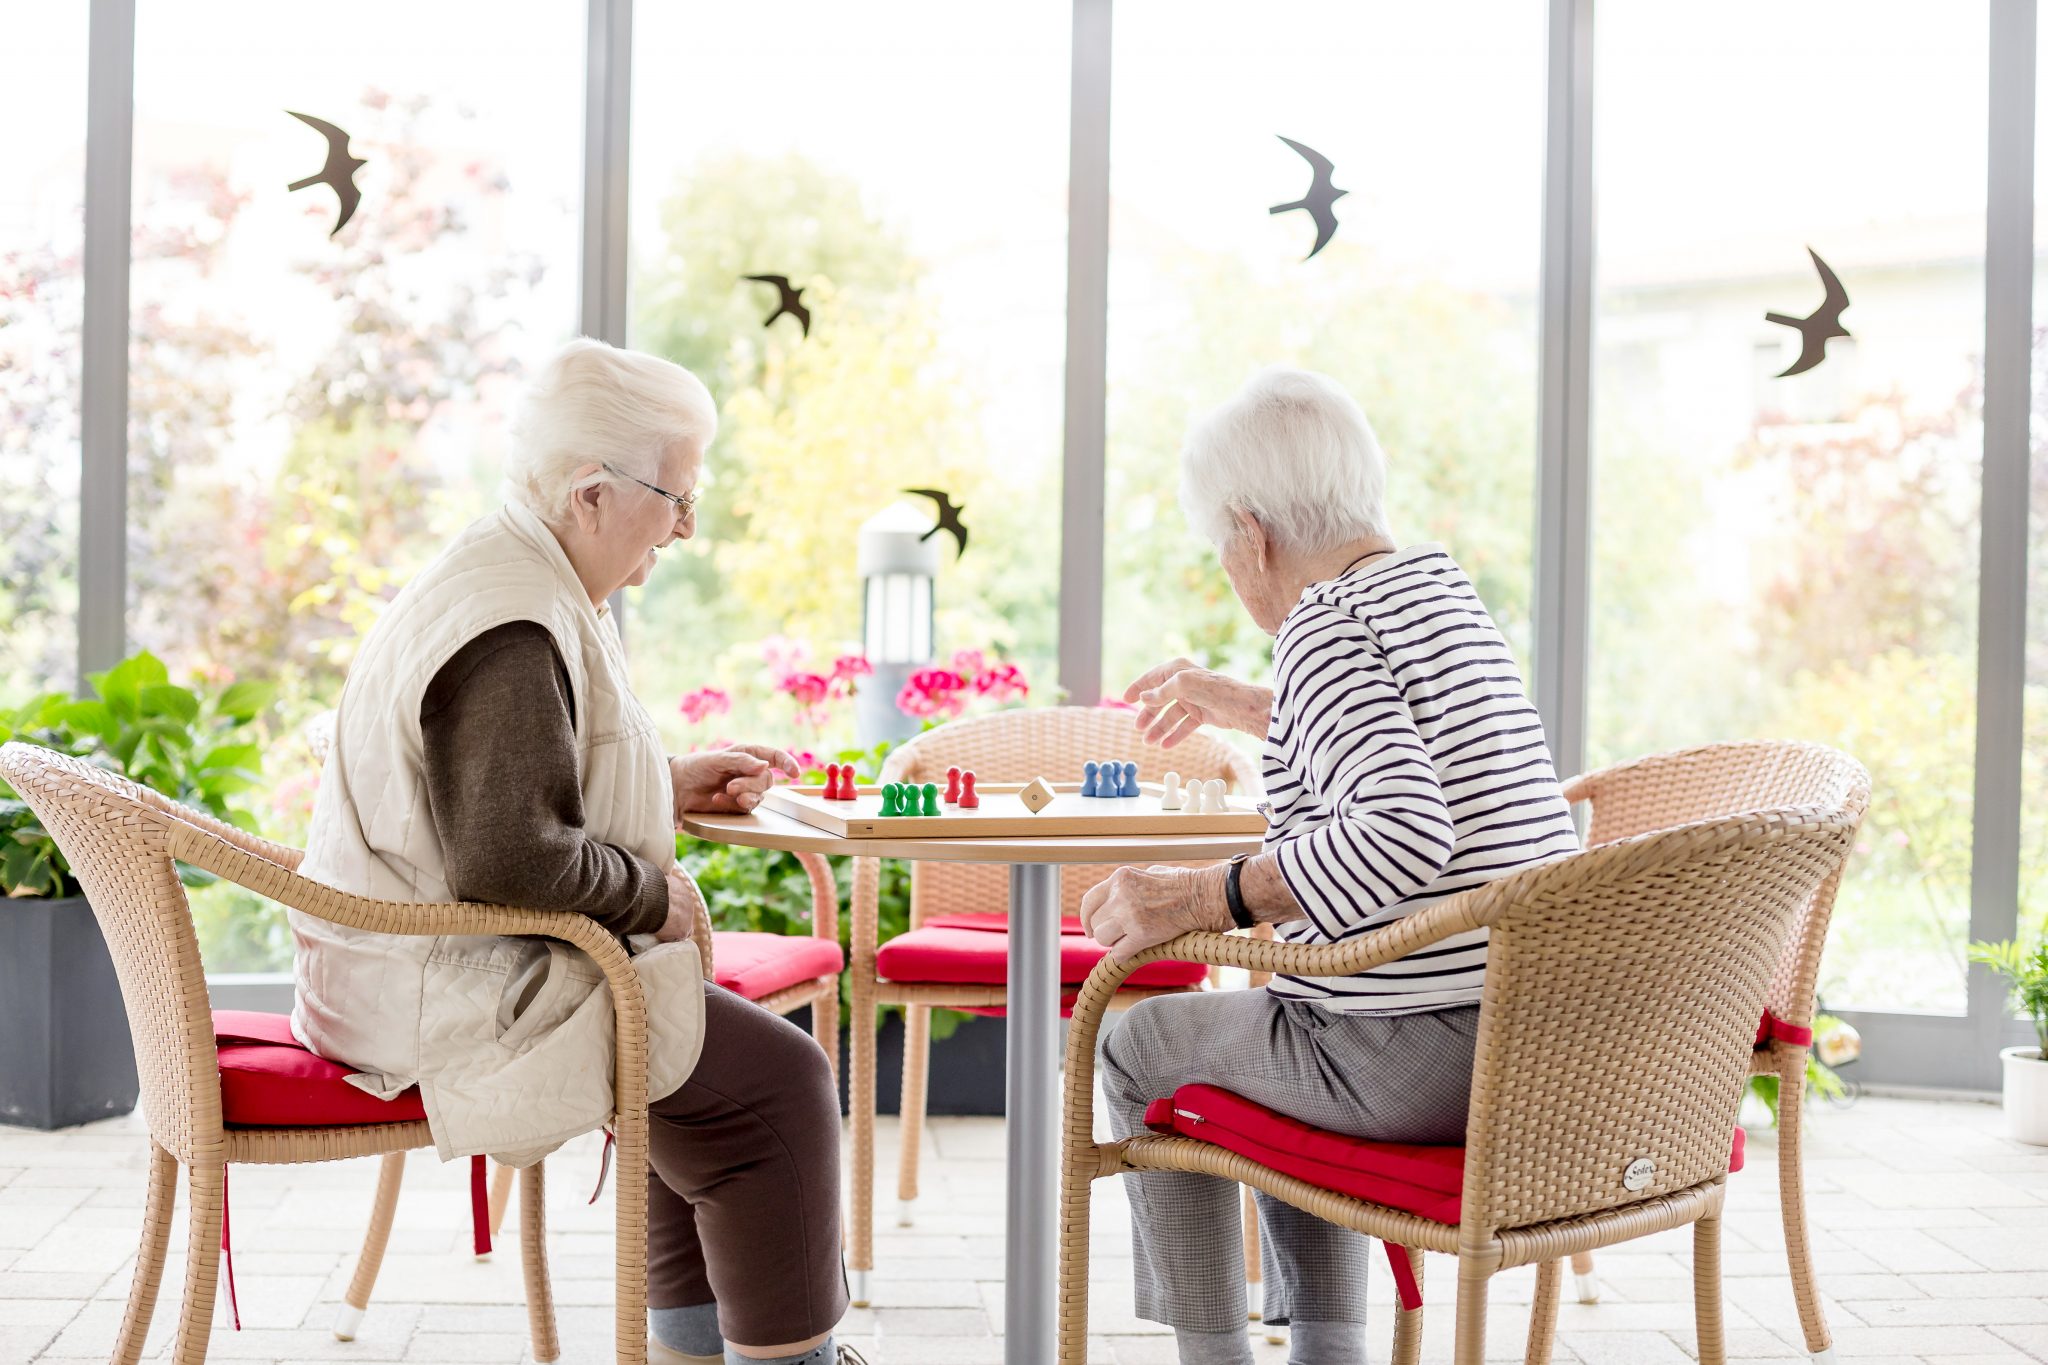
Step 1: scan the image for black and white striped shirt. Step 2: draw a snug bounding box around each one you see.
[1261,544,1579,1015]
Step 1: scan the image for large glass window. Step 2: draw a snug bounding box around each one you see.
[0,11,88,698]
[1102,1,1546,702]
[129,1,586,969]
[2023,11,2048,957]
[626,3,1069,757]
[1588,2,1989,1012]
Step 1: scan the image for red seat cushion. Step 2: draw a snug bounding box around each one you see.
[876,924,1209,991]
[711,930,846,1001]
[213,1009,426,1128]
[1143,1083,1748,1226]
[921,912,1089,935]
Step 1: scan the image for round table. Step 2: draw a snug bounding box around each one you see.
[679,803,1262,1365]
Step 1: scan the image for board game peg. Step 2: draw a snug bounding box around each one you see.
[1082,760,1100,798]
[920,783,940,817]
[959,771,981,808]
[823,763,842,800]
[879,784,901,817]
[1160,771,1182,810]
[944,765,962,804]
[1017,775,1052,812]
[1205,779,1227,814]
[1118,760,1140,797]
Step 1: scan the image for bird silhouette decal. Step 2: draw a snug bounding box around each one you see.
[1269,135,1347,260]
[1764,247,1852,377]
[286,111,367,237]
[742,274,811,338]
[904,488,968,559]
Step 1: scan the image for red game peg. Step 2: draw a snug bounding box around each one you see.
[944,765,962,804]
[824,763,844,800]
[958,770,980,808]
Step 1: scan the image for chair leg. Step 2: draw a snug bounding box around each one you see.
[335,1151,407,1340]
[1389,1247,1424,1365]
[487,1161,517,1245]
[1056,1125,1093,1365]
[896,1004,931,1227]
[1452,1256,1489,1365]
[171,1161,226,1365]
[1570,1249,1599,1303]
[1776,1060,1834,1362]
[813,982,841,1088]
[1526,1260,1562,1365]
[1695,1210,1727,1365]
[113,1142,178,1365]
[1241,1185,1262,1320]
[848,973,877,1306]
[519,1162,561,1363]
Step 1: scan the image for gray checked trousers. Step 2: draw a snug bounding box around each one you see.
[1098,987,1480,1332]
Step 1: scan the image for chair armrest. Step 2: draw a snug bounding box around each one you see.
[163,816,653,1120]
[665,866,713,976]
[134,783,307,871]
[1060,886,1499,1165]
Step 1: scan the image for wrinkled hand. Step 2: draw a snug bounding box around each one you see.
[670,743,801,818]
[1078,865,1215,963]
[655,867,699,943]
[1123,658,1272,747]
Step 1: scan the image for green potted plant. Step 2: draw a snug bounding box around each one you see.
[1,652,272,1129]
[1969,937,2048,1145]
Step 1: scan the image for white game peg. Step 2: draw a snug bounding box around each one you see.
[1203,779,1227,814]
[1160,771,1183,810]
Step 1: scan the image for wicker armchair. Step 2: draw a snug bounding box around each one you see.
[302,709,845,1262]
[1559,740,1868,1364]
[846,705,1261,1304]
[1057,747,1868,1365]
[0,741,673,1365]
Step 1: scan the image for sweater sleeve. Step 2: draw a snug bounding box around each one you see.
[1269,613,1456,941]
[418,621,671,938]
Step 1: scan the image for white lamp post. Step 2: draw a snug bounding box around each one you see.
[856,502,941,745]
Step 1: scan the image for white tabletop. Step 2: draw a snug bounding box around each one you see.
[679,802,1264,864]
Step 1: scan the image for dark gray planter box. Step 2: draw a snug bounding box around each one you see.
[784,1006,1010,1116]
[0,896,140,1129]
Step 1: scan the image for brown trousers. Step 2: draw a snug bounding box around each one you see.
[646,984,849,1345]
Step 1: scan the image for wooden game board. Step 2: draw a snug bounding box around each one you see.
[761,781,1268,839]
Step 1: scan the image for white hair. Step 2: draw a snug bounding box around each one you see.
[505,337,717,524]
[1178,367,1391,554]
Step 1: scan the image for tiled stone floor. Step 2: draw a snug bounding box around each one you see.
[2,1092,2044,1364]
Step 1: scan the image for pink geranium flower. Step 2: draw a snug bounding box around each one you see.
[897,666,970,720]
[950,648,987,678]
[679,687,732,725]
[972,662,1029,703]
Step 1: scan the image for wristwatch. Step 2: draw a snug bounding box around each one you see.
[1224,853,1254,930]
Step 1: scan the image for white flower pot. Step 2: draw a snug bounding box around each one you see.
[2001,1046,2048,1145]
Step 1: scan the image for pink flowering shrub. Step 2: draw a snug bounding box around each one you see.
[679,687,731,725]
[895,651,1030,721]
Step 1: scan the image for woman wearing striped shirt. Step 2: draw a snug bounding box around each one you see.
[1080,367,1580,1365]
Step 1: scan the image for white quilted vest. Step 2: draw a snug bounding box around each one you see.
[294,500,705,1166]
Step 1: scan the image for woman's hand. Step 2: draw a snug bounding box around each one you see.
[670,744,802,819]
[1079,864,1227,963]
[1123,658,1273,747]
[655,867,699,943]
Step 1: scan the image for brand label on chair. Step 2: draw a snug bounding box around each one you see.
[1622,1157,1656,1191]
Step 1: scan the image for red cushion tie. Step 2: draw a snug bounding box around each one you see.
[1383,1242,1422,1311]
[589,1127,616,1205]
[221,1165,241,1331]
[470,1155,491,1257]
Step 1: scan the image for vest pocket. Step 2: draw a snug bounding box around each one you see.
[496,941,598,1051]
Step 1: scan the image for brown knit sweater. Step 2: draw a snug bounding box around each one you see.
[418,621,670,938]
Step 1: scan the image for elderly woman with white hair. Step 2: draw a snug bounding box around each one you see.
[1080,368,1581,1365]
[295,338,853,1365]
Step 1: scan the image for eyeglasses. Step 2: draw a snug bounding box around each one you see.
[603,463,699,517]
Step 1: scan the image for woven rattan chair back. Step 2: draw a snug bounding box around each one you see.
[880,706,1261,921]
[1567,739,1863,1032]
[1460,760,1866,1236]
[0,742,227,1165]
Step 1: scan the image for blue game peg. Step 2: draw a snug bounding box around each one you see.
[1082,760,1100,798]
[1119,760,1140,797]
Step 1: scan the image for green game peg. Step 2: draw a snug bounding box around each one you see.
[920,782,940,817]
[879,784,901,817]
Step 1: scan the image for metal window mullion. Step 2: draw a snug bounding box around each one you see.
[1058,0,1111,706]
[582,0,633,631]
[78,0,136,688]
[1971,0,2037,1055]
[1533,0,1595,783]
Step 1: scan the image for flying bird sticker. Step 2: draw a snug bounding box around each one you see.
[904,488,968,559]
[1269,135,1347,261]
[743,274,811,338]
[286,111,367,237]
[1765,247,1852,378]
